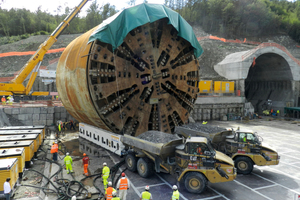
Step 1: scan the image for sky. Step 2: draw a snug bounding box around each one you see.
[1,0,165,17]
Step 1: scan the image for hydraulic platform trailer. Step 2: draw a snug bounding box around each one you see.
[56,3,203,136]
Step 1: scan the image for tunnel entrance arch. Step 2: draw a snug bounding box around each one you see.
[214,43,300,115]
[245,53,293,113]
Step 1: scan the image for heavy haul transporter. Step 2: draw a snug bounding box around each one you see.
[79,122,236,194]
[176,124,280,174]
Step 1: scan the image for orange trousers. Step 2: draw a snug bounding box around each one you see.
[84,164,88,175]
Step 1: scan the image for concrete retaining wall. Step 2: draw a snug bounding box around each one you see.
[0,98,244,126]
[191,103,244,121]
[1,106,76,126]
[191,97,244,121]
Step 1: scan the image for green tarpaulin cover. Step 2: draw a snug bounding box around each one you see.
[88,3,203,57]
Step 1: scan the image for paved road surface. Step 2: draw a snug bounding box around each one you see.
[78,118,300,200]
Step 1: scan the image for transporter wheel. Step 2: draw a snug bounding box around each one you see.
[184,172,207,194]
[235,157,253,175]
[137,157,154,178]
[125,153,138,172]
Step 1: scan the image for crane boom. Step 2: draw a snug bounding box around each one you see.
[0,0,89,96]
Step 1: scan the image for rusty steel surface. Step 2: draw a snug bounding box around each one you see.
[57,18,199,136]
[56,28,110,130]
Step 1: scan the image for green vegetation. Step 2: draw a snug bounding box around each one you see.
[0,1,117,45]
[0,0,300,45]
[168,0,300,42]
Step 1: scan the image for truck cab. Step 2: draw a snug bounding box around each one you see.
[175,137,236,193]
[225,130,280,174]
[175,125,280,175]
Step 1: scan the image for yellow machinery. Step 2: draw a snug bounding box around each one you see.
[199,80,213,93]
[176,125,280,175]
[0,148,25,175]
[0,129,44,145]
[0,141,34,166]
[0,134,40,154]
[0,0,90,96]
[0,158,19,197]
[214,81,235,93]
[0,126,46,140]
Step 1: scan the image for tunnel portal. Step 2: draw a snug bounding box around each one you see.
[245,53,293,113]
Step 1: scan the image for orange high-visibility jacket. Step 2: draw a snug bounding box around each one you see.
[51,144,58,153]
[119,178,128,190]
[105,187,116,200]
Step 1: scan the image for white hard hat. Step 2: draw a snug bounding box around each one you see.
[145,185,150,190]
[172,185,178,190]
[66,152,69,156]
[112,191,117,197]
[103,162,107,166]
[108,181,112,186]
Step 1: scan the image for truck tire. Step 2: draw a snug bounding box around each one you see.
[235,157,253,175]
[184,172,207,194]
[137,157,154,178]
[125,154,138,172]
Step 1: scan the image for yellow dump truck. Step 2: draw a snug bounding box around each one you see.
[79,122,236,194]
[176,124,280,174]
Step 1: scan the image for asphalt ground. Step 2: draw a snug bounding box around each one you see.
[78,117,300,200]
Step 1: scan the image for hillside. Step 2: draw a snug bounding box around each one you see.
[0,26,299,80]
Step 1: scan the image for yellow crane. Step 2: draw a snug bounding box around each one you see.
[0,0,90,96]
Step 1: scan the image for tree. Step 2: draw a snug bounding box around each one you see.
[100,3,117,21]
[0,9,10,36]
[127,0,136,6]
[85,0,102,30]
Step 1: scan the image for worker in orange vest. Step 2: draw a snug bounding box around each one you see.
[1,96,6,105]
[197,146,203,155]
[105,181,116,200]
[82,153,90,176]
[116,172,130,200]
[50,141,59,161]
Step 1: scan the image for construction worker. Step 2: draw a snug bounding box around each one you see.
[105,181,116,200]
[102,162,110,190]
[6,95,11,105]
[277,110,280,116]
[64,152,73,174]
[196,146,202,155]
[57,121,62,136]
[112,191,120,200]
[170,185,179,200]
[8,95,13,105]
[202,121,207,124]
[50,141,59,161]
[3,178,11,200]
[82,153,90,176]
[69,120,75,130]
[116,172,130,200]
[140,185,152,200]
[1,96,6,105]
